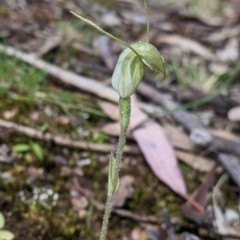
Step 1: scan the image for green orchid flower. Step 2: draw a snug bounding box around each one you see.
[71,1,166,239]
[70,11,166,99]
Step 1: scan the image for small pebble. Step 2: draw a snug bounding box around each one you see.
[228,106,240,122]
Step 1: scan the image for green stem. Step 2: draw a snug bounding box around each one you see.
[143,0,150,42]
[99,195,113,240]
[99,97,131,240]
[115,97,131,174]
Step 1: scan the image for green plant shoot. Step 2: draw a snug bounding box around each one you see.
[71,0,166,239]
[0,212,15,240]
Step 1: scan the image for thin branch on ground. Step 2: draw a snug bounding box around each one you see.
[0,119,139,154]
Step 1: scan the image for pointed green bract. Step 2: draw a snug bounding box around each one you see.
[108,153,119,196]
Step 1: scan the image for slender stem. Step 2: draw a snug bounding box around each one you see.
[70,11,141,58]
[115,97,131,175]
[99,97,131,240]
[143,0,150,42]
[100,195,113,240]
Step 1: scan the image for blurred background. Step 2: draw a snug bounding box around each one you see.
[0,0,240,239]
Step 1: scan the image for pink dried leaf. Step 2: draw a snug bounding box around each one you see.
[98,96,187,196]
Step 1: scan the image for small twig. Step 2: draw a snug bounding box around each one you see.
[0,119,139,154]
[0,44,119,103]
[162,209,177,240]
[217,154,240,188]
[0,127,14,137]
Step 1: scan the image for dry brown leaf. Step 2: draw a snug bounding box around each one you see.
[37,34,62,57]
[130,228,151,240]
[3,109,18,119]
[113,175,134,207]
[213,175,240,237]
[130,96,187,196]
[181,166,216,226]
[100,12,121,27]
[207,25,240,42]
[163,124,192,151]
[175,150,215,172]
[101,122,120,136]
[155,34,216,60]
[210,129,240,142]
[97,35,116,70]
[27,166,45,180]
[97,100,119,121]
[216,38,239,63]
